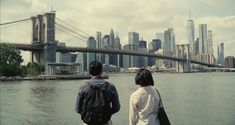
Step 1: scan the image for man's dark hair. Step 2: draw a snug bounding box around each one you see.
[135,68,154,86]
[89,61,103,76]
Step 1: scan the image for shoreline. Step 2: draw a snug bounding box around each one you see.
[0,75,109,81]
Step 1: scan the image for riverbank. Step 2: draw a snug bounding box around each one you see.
[0,75,109,81]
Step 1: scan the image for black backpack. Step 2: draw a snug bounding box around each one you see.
[81,82,112,125]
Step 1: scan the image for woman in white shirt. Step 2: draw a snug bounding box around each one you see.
[129,69,160,125]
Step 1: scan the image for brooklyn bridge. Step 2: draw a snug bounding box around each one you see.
[0,11,222,74]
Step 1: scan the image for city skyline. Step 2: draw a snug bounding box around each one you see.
[1,0,235,63]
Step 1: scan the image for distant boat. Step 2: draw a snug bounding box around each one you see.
[126,67,140,73]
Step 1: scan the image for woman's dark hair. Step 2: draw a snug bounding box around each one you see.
[135,68,154,86]
[89,61,102,76]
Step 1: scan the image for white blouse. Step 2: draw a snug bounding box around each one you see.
[129,86,160,125]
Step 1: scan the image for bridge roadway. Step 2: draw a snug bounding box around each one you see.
[12,43,222,68]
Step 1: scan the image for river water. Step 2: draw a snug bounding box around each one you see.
[0,72,235,125]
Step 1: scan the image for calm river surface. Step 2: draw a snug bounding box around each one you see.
[1,72,235,125]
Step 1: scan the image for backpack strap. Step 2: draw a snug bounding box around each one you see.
[155,88,164,108]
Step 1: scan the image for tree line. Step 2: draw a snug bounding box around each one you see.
[0,43,44,77]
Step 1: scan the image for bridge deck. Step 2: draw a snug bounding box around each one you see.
[11,43,222,67]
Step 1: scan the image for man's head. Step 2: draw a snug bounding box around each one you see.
[89,61,103,76]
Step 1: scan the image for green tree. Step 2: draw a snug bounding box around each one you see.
[26,62,44,76]
[0,43,23,76]
[20,65,27,76]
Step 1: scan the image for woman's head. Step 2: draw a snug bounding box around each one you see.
[135,68,154,86]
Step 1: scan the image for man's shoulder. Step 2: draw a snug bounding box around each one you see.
[104,81,117,89]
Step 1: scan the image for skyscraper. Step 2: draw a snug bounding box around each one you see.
[128,32,139,67]
[194,38,199,55]
[128,32,139,46]
[186,15,195,54]
[87,37,96,70]
[199,24,208,54]
[138,39,148,67]
[110,29,115,48]
[224,56,235,68]
[114,34,121,67]
[96,31,102,48]
[102,35,110,48]
[101,35,110,64]
[217,43,224,65]
[108,29,118,66]
[123,44,135,68]
[156,33,165,48]
[164,28,176,68]
[207,30,213,55]
[152,39,162,51]
[139,39,147,48]
[114,33,121,50]
[96,31,102,62]
[164,28,175,56]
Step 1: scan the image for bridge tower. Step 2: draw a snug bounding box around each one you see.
[176,44,191,73]
[31,12,57,65]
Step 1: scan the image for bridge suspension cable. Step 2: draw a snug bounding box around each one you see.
[55,22,88,40]
[56,17,91,37]
[0,18,31,26]
[55,26,87,43]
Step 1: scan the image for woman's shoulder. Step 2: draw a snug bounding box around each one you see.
[131,87,146,97]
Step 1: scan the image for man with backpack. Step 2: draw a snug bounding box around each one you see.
[75,61,121,125]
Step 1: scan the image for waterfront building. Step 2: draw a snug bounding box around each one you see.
[148,49,155,66]
[199,24,208,54]
[164,28,176,68]
[152,39,162,51]
[83,52,87,71]
[75,53,84,74]
[60,53,77,63]
[114,33,121,50]
[207,30,213,55]
[101,35,110,64]
[139,39,147,48]
[164,28,175,56]
[123,44,138,68]
[128,32,139,46]
[54,52,79,75]
[96,31,102,62]
[186,15,195,54]
[87,37,96,70]
[102,35,110,48]
[148,42,153,50]
[156,33,165,48]
[109,32,120,67]
[96,31,102,48]
[114,34,121,67]
[224,56,235,68]
[123,44,131,68]
[138,39,148,67]
[155,49,164,68]
[194,38,199,55]
[217,43,224,65]
[128,32,139,67]
[109,29,115,48]
[147,39,161,67]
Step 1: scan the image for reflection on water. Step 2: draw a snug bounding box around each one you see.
[1,73,235,125]
[28,84,57,125]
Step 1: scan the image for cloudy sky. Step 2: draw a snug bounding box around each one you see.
[1,0,235,63]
